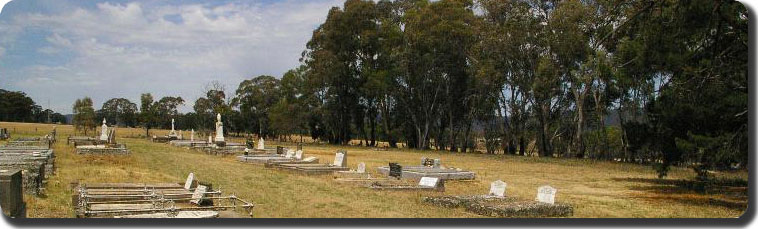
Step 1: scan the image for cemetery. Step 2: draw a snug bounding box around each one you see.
[72,173,255,218]
[181,114,246,155]
[0,122,747,218]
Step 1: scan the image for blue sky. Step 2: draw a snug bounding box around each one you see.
[0,0,341,113]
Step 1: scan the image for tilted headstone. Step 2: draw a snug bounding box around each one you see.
[357,162,366,173]
[332,150,347,167]
[257,138,265,150]
[389,163,402,178]
[536,185,557,204]
[190,185,208,205]
[418,177,440,188]
[489,180,507,197]
[184,173,195,190]
[303,156,318,162]
[295,150,303,160]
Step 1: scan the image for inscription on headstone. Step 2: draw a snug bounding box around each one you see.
[418,177,440,188]
[489,180,507,197]
[536,185,556,204]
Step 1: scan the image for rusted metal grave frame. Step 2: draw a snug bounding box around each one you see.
[73,182,255,218]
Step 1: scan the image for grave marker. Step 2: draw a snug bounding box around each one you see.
[357,162,366,173]
[285,149,295,158]
[257,138,265,150]
[536,185,556,204]
[295,150,303,160]
[418,177,440,187]
[489,180,507,197]
[303,156,318,162]
[389,163,402,178]
[190,185,208,205]
[184,173,195,190]
[333,150,347,167]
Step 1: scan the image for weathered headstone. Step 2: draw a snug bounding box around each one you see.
[99,119,109,141]
[285,149,296,158]
[536,185,556,204]
[418,177,440,188]
[433,159,441,168]
[333,150,347,167]
[389,163,402,178]
[208,135,212,144]
[295,150,303,160]
[489,180,507,197]
[190,185,208,205]
[184,173,195,190]
[214,114,225,143]
[257,138,265,150]
[357,162,366,173]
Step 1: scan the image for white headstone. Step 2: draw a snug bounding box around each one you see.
[169,119,177,136]
[190,129,195,141]
[214,114,225,142]
[536,185,557,204]
[489,180,507,197]
[295,150,303,160]
[418,177,440,187]
[208,135,213,144]
[99,118,108,141]
[257,137,265,150]
[333,151,346,167]
[357,162,366,173]
[285,149,295,158]
[303,156,318,162]
[190,185,208,205]
[184,173,195,190]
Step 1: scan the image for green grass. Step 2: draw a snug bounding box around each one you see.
[1,122,747,218]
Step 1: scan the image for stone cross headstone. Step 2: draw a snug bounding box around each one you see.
[357,162,366,173]
[489,180,507,197]
[190,185,208,205]
[536,185,557,204]
[418,177,440,188]
[389,163,402,178]
[295,150,303,160]
[214,114,225,143]
[333,150,346,167]
[99,119,108,141]
[257,138,265,150]
[184,173,195,190]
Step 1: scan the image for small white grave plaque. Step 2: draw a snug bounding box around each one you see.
[184,173,195,190]
[190,185,208,205]
[295,150,303,160]
[489,180,507,197]
[536,185,556,204]
[357,162,366,173]
[333,151,346,167]
[303,156,318,162]
[418,177,439,188]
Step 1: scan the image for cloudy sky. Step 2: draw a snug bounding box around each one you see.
[0,0,341,113]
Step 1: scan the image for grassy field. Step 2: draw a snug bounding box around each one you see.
[0,122,747,218]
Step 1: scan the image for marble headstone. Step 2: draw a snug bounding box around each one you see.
[333,150,347,167]
[257,138,265,150]
[536,185,556,204]
[184,173,195,190]
[489,180,507,197]
[295,150,303,160]
[214,113,225,142]
[99,119,109,141]
[418,177,440,188]
[190,185,208,205]
[357,162,366,173]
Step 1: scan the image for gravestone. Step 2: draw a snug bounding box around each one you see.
[536,185,556,204]
[214,114,225,143]
[418,177,440,188]
[257,138,265,150]
[489,180,507,197]
[190,129,195,141]
[285,149,295,158]
[295,150,303,160]
[168,119,177,137]
[99,119,109,141]
[357,162,366,173]
[0,169,24,218]
[303,156,318,162]
[190,185,208,205]
[433,159,441,168]
[184,173,195,190]
[389,163,402,179]
[208,136,212,144]
[333,150,347,167]
[179,130,183,140]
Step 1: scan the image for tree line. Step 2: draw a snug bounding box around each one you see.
[68,0,746,179]
[0,89,67,124]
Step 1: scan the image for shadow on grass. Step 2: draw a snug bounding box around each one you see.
[613,177,748,210]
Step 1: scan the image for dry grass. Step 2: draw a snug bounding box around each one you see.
[1,122,747,218]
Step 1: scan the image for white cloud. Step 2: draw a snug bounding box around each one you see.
[1,0,342,112]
